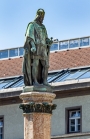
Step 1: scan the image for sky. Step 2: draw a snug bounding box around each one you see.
[0,0,90,50]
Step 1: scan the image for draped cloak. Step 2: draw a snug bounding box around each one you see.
[22,21,50,86]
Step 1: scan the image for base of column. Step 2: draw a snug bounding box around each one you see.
[19,86,57,139]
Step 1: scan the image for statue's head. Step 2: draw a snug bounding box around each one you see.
[35,9,45,24]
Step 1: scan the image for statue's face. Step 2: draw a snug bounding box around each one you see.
[38,15,44,24]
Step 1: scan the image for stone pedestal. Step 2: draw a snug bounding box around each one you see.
[24,113,51,139]
[19,86,56,139]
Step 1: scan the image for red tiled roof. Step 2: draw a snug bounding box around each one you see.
[0,58,23,78]
[50,47,90,71]
[0,47,90,78]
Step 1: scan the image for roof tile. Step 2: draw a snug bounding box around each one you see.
[0,47,90,78]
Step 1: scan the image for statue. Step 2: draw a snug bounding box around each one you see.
[22,9,53,86]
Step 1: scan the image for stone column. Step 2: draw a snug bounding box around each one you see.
[19,86,56,139]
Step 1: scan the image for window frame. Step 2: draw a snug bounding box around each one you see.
[65,106,82,134]
[0,115,4,139]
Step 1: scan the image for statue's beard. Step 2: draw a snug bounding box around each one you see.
[35,16,44,24]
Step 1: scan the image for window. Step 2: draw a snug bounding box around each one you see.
[0,117,4,139]
[54,71,69,82]
[50,43,58,51]
[10,79,24,88]
[9,48,18,57]
[80,37,89,47]
[19,47,24,56]
[0,76,23,89]
[69,110,80,132]
[0,50,8,59]
[65,106,82,134]
[59,41,68,50]
[48,71,63,83]
[0,78,16,89]
[69,39,79,48]
[79,70,90,79]
[63,69,88,81]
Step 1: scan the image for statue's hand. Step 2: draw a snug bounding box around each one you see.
[31,46,36,53]
[46,38,53,45]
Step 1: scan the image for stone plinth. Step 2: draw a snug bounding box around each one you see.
[24,113,51,139]
[19,86,56,139]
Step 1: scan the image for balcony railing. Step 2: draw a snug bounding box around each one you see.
[0,47,24,59]
[0,36,90,59]
[50,36,90,51]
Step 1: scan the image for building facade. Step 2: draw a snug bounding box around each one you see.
[0,36,90,139]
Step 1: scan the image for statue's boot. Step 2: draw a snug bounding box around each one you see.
[33,81,41,86]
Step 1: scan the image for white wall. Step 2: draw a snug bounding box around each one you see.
[51,95,90,136]
[0,104,24,139]
[0,95,90,139]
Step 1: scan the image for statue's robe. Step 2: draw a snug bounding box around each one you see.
[22,21,50,86]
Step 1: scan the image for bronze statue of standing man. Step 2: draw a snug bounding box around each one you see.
[22,9,53,86]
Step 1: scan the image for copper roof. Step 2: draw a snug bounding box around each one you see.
[0,47,90,78]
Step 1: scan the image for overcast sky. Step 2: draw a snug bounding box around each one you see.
[0,0,90,49]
